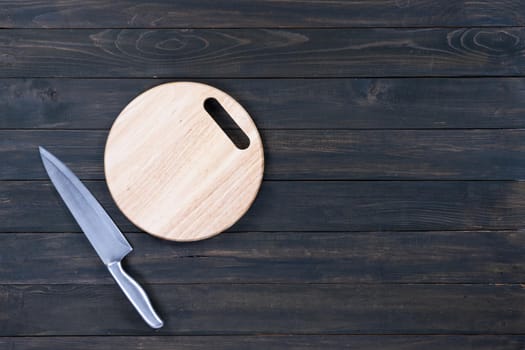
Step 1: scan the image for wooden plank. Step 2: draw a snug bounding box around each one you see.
[1,28,524,78]
[1,335,523,350]
[1,181,524,233]
[1,283,524,335]
[2,1,524,28]
[3,78,525,130]
[2,231,525,284]
[4,130,525,181]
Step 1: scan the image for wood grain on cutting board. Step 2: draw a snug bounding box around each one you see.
[104,82,264,241]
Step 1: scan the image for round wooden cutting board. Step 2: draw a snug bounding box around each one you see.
[104,82,264,241]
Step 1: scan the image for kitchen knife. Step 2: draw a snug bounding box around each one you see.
[39,146,164,329]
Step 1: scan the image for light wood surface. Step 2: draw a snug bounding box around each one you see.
[104,82,264,241]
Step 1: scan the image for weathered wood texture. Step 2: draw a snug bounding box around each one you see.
[1,335,524,350]
[1,0,524,28]
[1,284,524,335]
[2,0,525,344]
[1,28,525,78]
[1,181,524,233]
[3,78,525,130]
[3,129,525,180]
[1,231,525,284]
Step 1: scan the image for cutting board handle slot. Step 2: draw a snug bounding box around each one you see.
[204,97,250,150]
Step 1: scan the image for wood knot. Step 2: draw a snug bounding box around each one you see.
[473,30,522,53]
[448,28,524,58]
[38,88,58,102]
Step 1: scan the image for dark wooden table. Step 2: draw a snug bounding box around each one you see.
[2,1,525,349]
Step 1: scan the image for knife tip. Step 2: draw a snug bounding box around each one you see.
[38,146,55,170]
[38,146,53,162]
[38,145,46,156]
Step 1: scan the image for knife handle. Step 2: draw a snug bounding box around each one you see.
[107,261,164,329]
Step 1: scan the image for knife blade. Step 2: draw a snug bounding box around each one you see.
[39,146,164,329]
